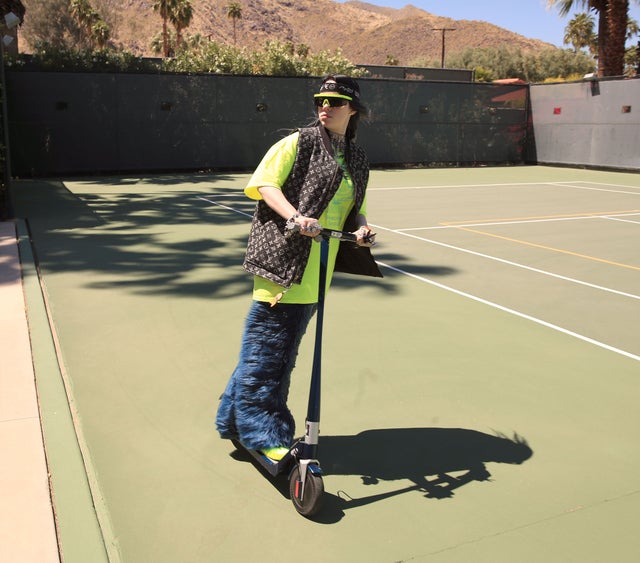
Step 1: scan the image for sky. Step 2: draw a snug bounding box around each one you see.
[337,0,640,48]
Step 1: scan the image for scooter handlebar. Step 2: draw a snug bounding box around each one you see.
[285,222,376,245]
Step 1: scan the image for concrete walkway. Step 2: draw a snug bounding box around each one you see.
[0,221,59,562]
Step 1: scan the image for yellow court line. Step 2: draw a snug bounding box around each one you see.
[455,226,640,271]
[441,209,640,226]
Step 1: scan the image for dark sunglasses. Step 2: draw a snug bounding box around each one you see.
[314,97,350,108]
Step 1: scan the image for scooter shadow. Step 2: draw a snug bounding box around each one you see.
[319,427,532,522]
[231,427,533,523]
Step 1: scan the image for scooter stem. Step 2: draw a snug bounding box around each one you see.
[300,234,329,459]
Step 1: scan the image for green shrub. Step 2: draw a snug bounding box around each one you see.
[11,40,366,78]
[9,43,159,73]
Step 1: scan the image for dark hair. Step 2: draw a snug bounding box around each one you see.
[316,74,368,141]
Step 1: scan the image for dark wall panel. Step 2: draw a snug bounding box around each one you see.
[7,72,531,176]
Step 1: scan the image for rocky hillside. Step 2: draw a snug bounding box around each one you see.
[20,0,555,65]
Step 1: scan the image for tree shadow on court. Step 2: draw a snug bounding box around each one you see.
[11,179,460,299]
[11,179,256,298]
[52,172,248,187]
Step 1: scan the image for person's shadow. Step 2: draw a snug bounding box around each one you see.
[233,427,532,522]
[318,427,532,522]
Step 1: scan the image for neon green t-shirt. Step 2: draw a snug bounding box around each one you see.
[245,131,366,304]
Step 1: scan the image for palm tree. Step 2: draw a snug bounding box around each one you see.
[69,0,95,46]
[606,0,630,74]
[226,1,242,46]
[564,12,597,53]
[69,0,110,49]
[548,1,607,75]
[170,0,193,50]
[150,30,176,56]
[91,20,110,48]
[548,0,639,76]
[153,0,178,57]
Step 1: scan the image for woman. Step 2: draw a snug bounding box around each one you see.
[216,74,382,461]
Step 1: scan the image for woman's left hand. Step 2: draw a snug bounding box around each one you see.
[354,226,376,247]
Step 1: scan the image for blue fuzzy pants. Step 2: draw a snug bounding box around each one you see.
[216,300,317,450]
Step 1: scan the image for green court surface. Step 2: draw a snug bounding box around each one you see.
[11,165,640,562]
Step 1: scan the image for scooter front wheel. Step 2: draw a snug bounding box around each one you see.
[289,465,324,517]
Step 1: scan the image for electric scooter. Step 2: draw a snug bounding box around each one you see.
[232,225,374,517]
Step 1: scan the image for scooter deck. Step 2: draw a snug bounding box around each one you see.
[231,439,300,477]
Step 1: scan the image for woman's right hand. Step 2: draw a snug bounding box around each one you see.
[294,215,322,237]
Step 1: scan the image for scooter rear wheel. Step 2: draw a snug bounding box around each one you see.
[289,465,324,517]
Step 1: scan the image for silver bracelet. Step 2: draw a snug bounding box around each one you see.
[285,213,300,233]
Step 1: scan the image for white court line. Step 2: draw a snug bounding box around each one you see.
[370,223,640,301]
[197,196,639,301]
[582,181,640,190]
[370,181,640,195]
[398,211,640,231]
[604,215,640,225]
[549,182,640,196]
[369,181,559,191]
[376,260,640,363]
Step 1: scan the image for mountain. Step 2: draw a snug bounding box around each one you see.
[21,0,555,64]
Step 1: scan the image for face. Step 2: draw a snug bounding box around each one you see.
[316,82,357,135]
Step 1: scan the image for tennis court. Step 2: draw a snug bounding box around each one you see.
[10,164,640,562]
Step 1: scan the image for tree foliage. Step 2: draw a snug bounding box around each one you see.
[164,40,366,77]
[170,0,193,50]
[8,44,158,72]
[21,0,640,80]
[153,0,177,57]
[21,0,117,50]
[547,0,640,76]
[9,39,365,77]
[69,0,110,48]
[562,9,639,73]
[151,0,193,56]
[564,12,597,53]
[446,46,595,82]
